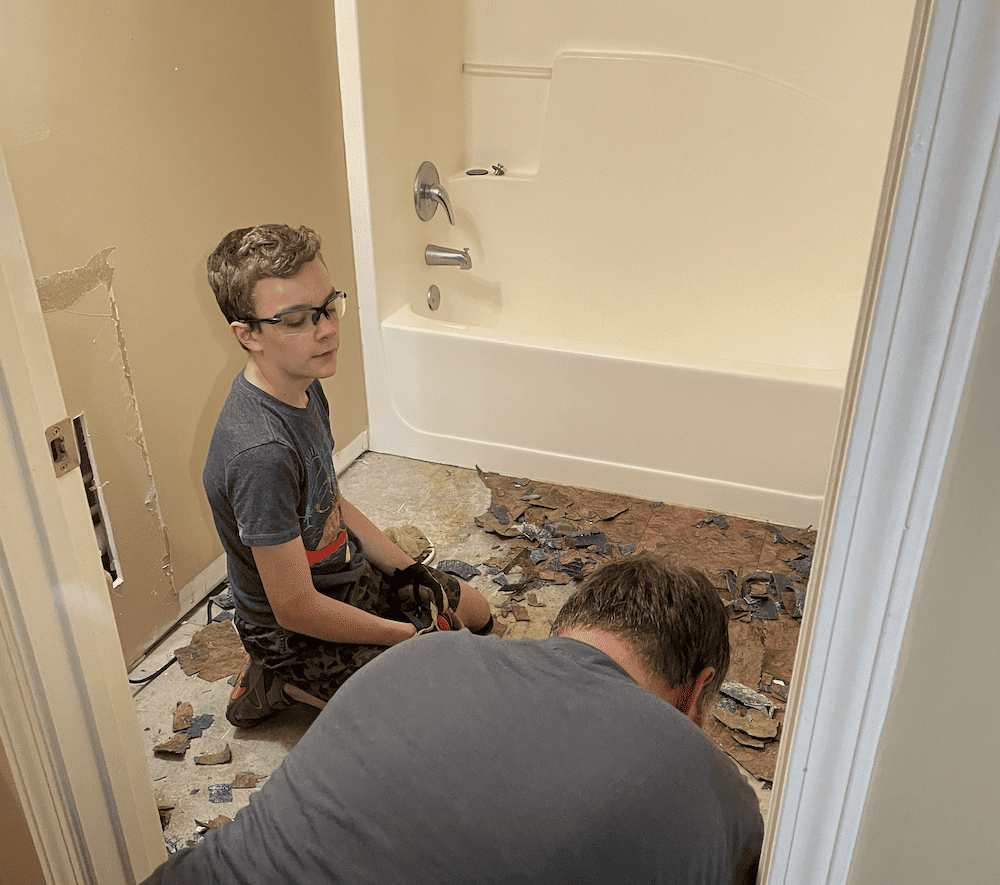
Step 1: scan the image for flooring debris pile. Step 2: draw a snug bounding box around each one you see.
[433,468,815,784]
[139,464,811,852]
[146,619,266,852]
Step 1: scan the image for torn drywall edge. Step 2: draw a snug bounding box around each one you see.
[35,247,177,596]
[106,275,175,590]
[35,246,115,311]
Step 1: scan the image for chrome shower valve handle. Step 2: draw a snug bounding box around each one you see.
[414,161,455,224]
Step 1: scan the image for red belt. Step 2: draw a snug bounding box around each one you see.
[306,529,349,565]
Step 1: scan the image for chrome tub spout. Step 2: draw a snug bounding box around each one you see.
[425,245,472,270]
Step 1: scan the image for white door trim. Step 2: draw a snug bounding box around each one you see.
[0,148,165,883]
[762,0,1000,881]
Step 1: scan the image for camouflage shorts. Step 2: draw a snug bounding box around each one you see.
[234,560,463,702]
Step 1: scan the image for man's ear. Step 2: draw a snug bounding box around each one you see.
[676,666,715,725]
[231,321,262,352]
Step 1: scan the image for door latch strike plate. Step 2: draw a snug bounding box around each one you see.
[46,419,81,478]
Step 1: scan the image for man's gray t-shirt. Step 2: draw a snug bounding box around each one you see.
[203,373,364,629]
[141,633,764,884]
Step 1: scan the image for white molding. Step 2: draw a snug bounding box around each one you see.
[0,149,164,883]
[334,0,391,452]
[334,428,370,476]
[177,552,228,617]
[762,1,1000,882]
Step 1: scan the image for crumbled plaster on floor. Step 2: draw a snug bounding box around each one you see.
[35,247,175,587]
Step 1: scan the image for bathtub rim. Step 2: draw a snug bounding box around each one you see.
[384,301,850,390]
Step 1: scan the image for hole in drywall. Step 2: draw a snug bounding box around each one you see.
[73,413,122,587]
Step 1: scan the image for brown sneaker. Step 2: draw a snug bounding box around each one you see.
[226,659,293,728]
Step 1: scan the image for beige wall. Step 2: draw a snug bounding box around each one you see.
[357,0,466,324]
[847,263,1000,883]
[0,2,366,663]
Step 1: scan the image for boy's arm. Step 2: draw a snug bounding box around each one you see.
[251,537,415,645]
[339,497,416,573]
[339,495,491,630]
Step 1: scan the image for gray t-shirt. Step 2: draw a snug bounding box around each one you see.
[140,633,764,884]
[202,373,364,629]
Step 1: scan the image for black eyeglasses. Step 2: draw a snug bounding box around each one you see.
[248,290,347,336]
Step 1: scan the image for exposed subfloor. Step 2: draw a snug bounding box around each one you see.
[132,452,804,850]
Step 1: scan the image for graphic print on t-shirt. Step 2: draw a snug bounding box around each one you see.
[302,445,344,556]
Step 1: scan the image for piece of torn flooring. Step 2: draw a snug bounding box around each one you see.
[174,621,247,682]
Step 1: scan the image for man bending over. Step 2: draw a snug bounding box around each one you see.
[140,553,764,883]
[203,224,494,727]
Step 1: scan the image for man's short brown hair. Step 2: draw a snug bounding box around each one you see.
[551,553,730,715]
[207,224,322,324]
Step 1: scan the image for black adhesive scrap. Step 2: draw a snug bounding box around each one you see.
[548,552,589,579]
[207,784,232,804]
[787,551,813,578]
[694,514,730,531]
[570,530,607,549]
[519,524,540,542]
[750,596,779,621]
[742,572,774,599]
[490,505,510,525]
[529,548,548,564]
[720,569,741,601]
[186,714,214,740]
[772,573,796,595]
[764,525,790,544]
[436,559,481,580]
[743,570,773,584]
[618,544,637,556]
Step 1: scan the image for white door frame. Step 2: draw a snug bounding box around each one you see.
[762,0,1000,880]
[1,0,997,881]
[0,148,165,883]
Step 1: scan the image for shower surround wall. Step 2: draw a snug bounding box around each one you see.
[343,1,915,526]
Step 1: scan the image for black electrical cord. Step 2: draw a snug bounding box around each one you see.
[128,656,178,684]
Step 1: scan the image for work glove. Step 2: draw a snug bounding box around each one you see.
[389,562,464,634]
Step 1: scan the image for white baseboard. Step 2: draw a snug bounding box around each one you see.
[177,552,228,615]
[334,428,370,476]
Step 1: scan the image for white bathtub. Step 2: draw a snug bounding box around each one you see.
[366,52,882,527]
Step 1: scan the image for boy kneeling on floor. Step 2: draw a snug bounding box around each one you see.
[202,224,495,727]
